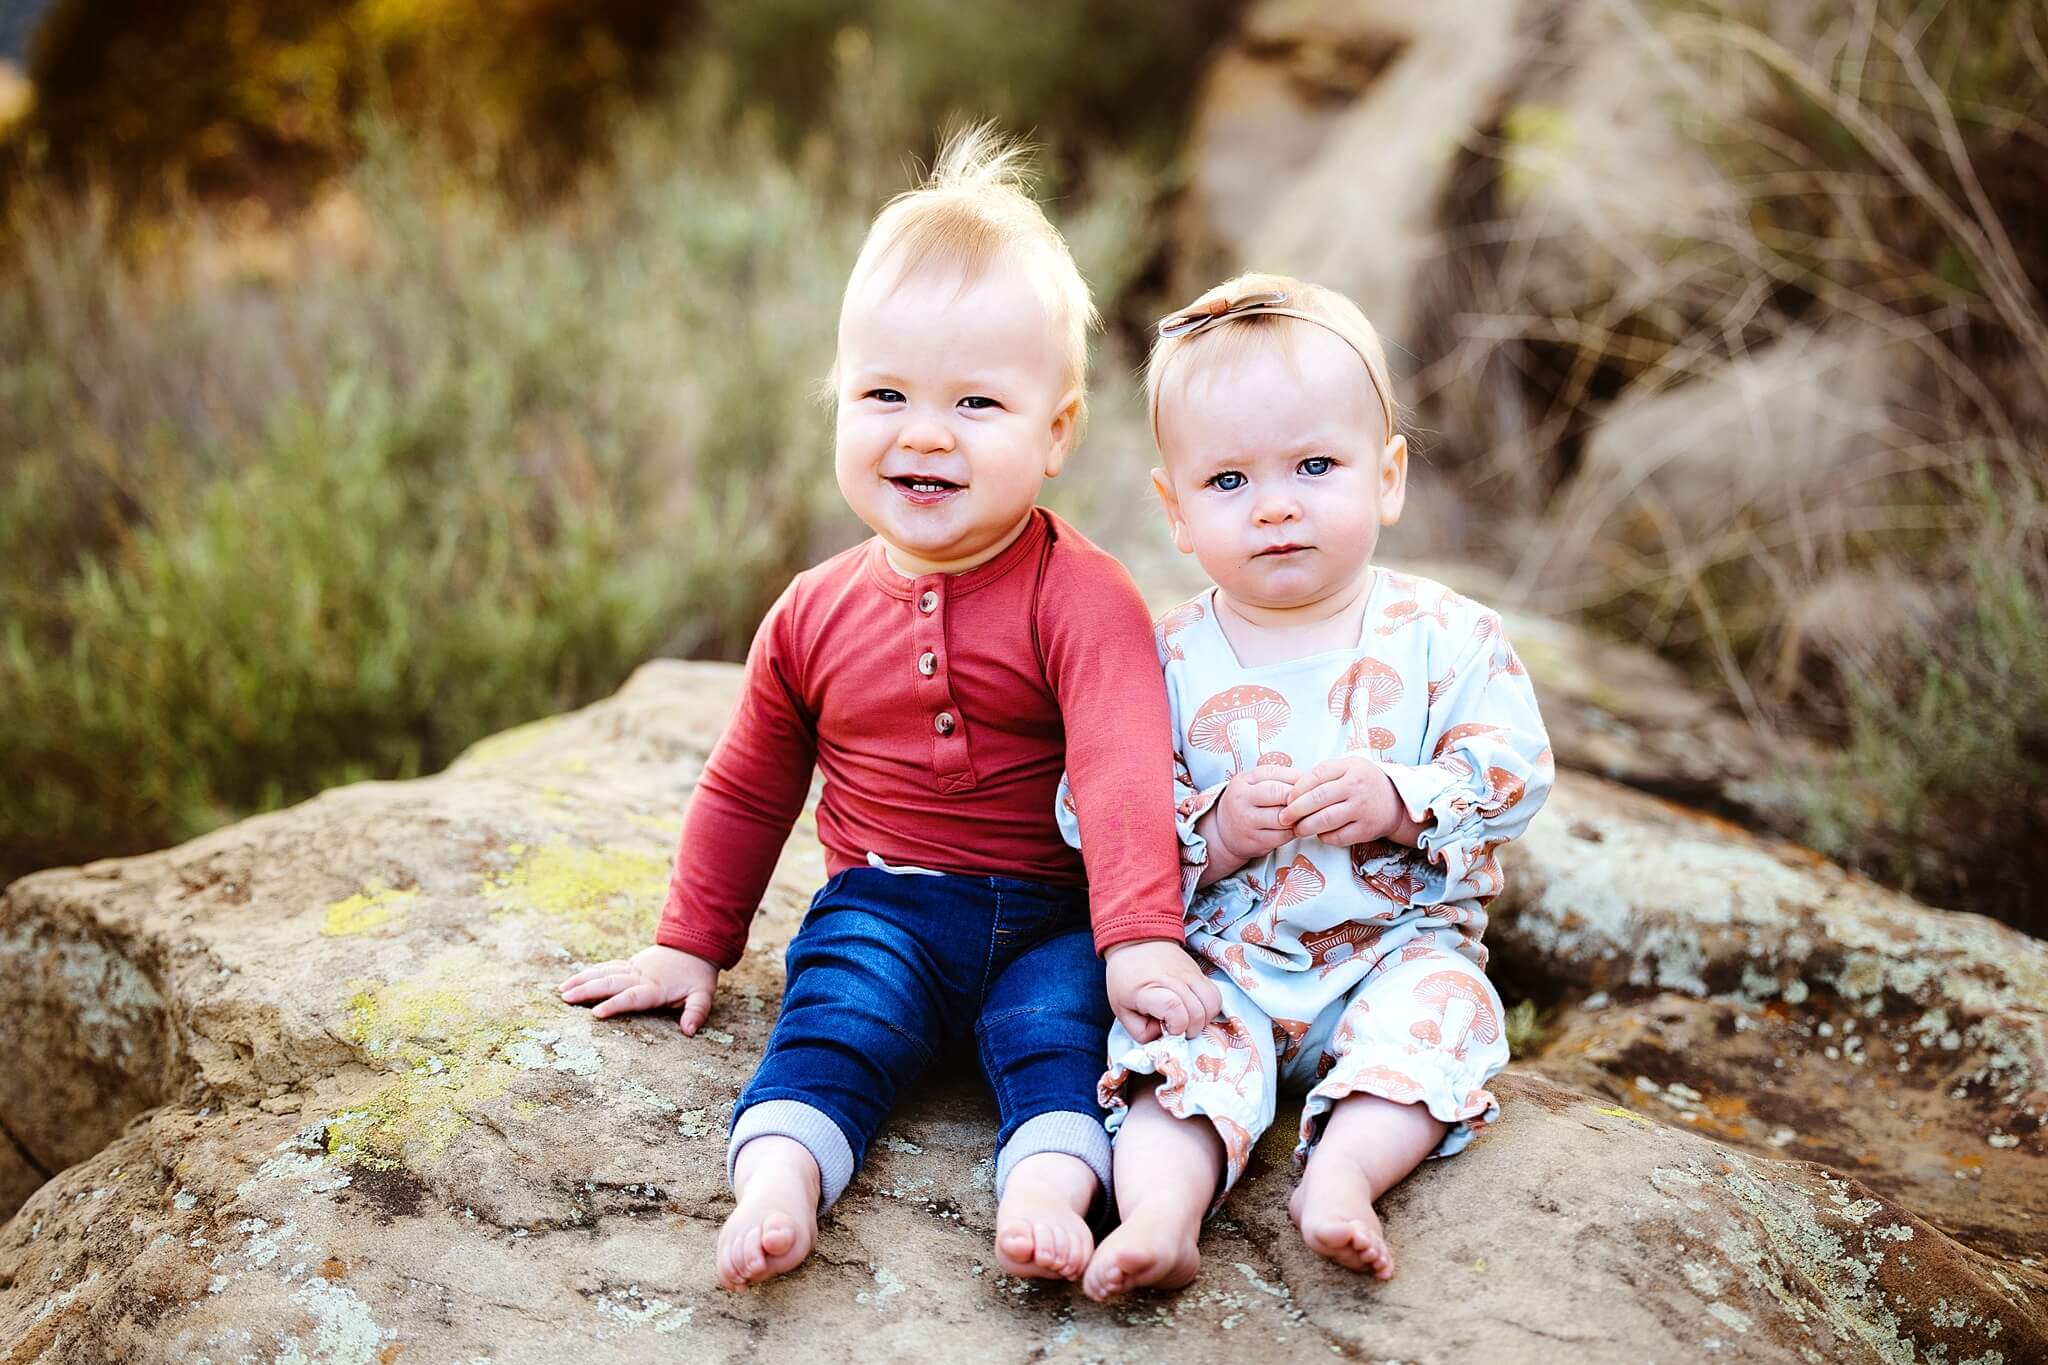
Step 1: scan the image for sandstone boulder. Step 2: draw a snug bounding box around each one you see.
[1495,772,2048,1261]
[2,662,2041,1362]
[1178,0,1735,354]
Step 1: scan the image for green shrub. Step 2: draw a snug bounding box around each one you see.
[1502,998,1549,1058]
[705,0,1239,168]
[1798,468,2048,928]
[0,93,869,881]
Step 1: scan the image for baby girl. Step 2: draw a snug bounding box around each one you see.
[1061,273,1553,1299]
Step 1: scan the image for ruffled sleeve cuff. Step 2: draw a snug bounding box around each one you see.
[1174,781,1227,907]
[1381,761,1471,840]
[1377,760,1488,905]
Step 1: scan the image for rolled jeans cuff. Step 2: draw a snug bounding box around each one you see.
[728,1099,857,1213]
[995,1109,1112,1205]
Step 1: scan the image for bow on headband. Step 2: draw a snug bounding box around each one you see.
[1155,290,1291,339]
[1151,289,1394,437]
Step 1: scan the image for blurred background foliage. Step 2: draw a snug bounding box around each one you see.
[0,0,1234,883]
[0,0,2042,930]
[4,0,1232,205]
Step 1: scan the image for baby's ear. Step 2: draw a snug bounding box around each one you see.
[1378,433,1409,526]
[1044,387,1083,477]
[1152,467,1195,555]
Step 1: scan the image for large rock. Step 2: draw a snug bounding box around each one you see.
[4,661,2044,1361]
[0,1135,38,1225]
[1495,772,2048,1261]
[1178,0,1523,340]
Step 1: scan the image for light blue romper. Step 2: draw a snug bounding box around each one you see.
[1059,568,1553,1192]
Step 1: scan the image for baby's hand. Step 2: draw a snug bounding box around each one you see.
[1205,763,1301,872]
[1105,938,1223,1044]
[558,945,720,1035]
[1281,756,1416,847]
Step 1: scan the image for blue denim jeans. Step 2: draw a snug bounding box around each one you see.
[728,867,1112,1212]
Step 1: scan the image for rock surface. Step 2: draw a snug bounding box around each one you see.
[1494,774,2048,1262]
[3,660,2044,1362]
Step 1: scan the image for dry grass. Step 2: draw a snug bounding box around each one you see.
[1401,0,2047,924]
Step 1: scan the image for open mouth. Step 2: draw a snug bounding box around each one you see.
[890,475,965,504]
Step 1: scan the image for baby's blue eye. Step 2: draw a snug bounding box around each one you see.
[866,388,905,404]
[1300,456,1334,476]
[959,395,999,411]
[1208,471,1247,492]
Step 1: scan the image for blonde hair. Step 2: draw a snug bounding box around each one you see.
[839,124,1099,426]
[1145,271,1400,448]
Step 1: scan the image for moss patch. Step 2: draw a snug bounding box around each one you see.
[321,882,418,937]
[454,714,565,769]
[327,949,554,1170]
[1513,632,1630,716]
[480,842,668,959]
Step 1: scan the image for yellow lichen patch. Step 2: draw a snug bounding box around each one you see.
[328,950,544,1170]
[455,714,564,769]
[322,883,418,937]
[625,809,683,835]
[480,842,668,958]
[1596,1105,1654,1124]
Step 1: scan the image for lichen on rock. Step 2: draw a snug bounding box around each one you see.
[3,660,2043,1362]
[480,842,669,960]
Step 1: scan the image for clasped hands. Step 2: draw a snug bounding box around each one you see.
[1110,755,1419,1043]
[1203,754,1416,880]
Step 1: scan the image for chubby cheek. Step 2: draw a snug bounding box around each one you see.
[1183,508,1252,582]
[831,436,883,521]
[1186,502,1250,554]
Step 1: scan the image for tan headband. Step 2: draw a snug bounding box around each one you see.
[1149,290,1394,444]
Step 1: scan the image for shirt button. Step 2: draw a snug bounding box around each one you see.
[918,590,939,613]
[917,651,937,677]
[934,711,955,736]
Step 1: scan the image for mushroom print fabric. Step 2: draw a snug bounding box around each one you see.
[1054,568,1551,1194]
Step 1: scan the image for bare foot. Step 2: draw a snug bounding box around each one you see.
[717,1135,821,1291]
[994,1152,1096,1281]
[1289,1147,1393,1279]
[1081,1197,1203,1301]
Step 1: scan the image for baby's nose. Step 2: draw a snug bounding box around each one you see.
[1253,492,1301,523]
[898,419,955,453]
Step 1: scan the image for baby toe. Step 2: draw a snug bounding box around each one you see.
[743,1226,769,1278]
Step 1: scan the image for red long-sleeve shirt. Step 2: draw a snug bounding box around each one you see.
[654,508,1186,968]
